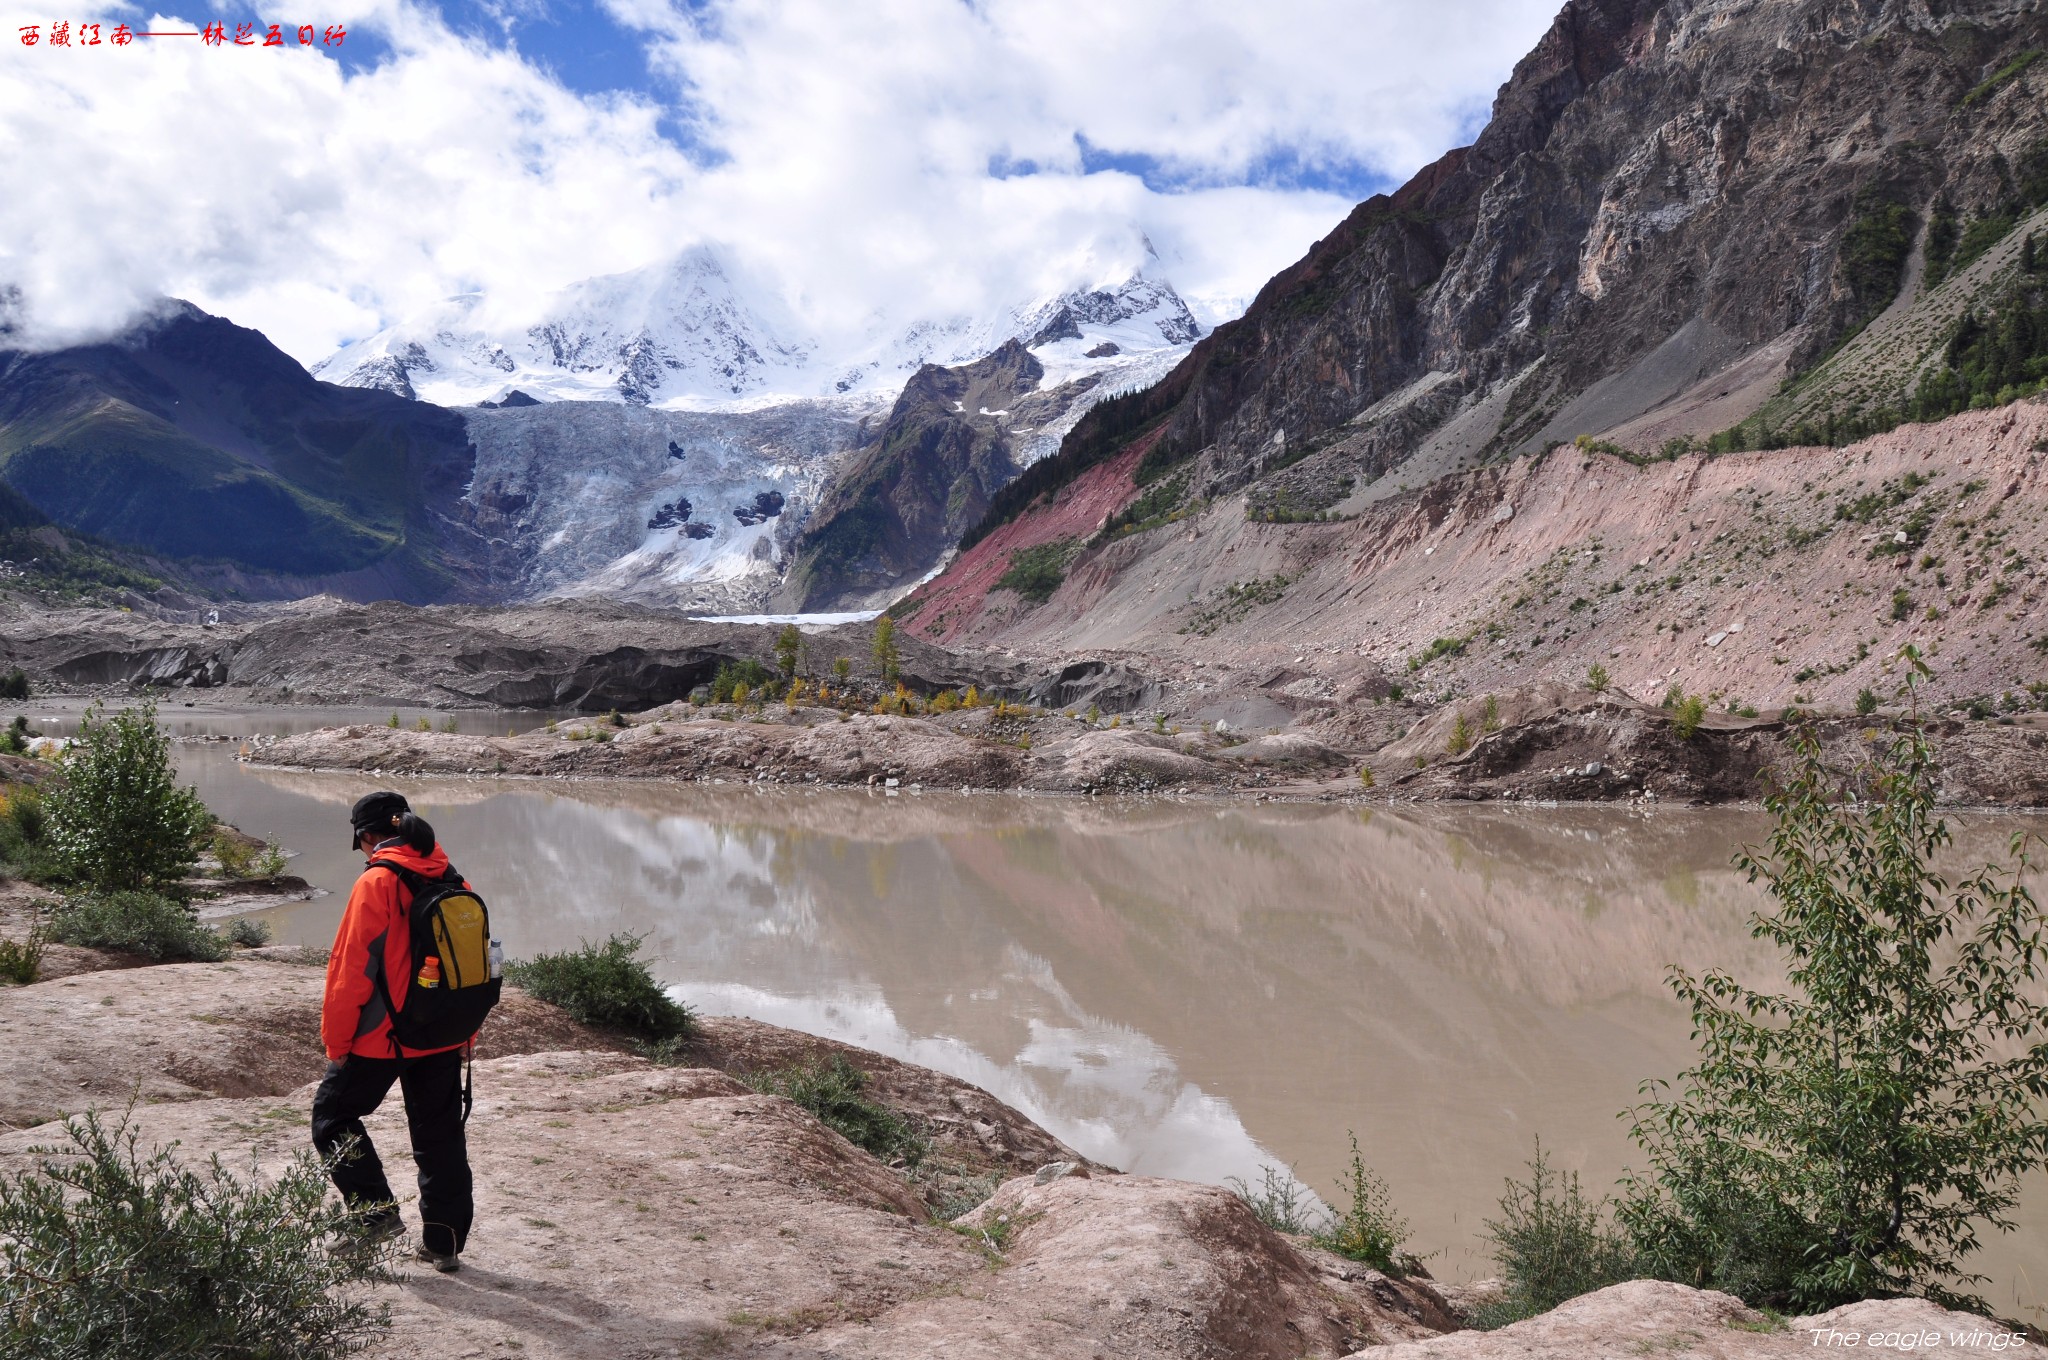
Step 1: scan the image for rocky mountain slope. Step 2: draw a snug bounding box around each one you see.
[0,302,488,600]
[892,0,2048,737]
[774,341,1157,612]
[901,399,2048,728]
[957,0,2048,573]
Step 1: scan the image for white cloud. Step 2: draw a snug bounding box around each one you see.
[0,0,1560,364]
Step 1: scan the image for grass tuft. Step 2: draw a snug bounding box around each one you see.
[743,1055,928,1169]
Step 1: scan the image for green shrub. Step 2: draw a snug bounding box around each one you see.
[48,892,230,963]
[210,829,257,879]
[0,930,42,985]
[0,716,34,755]
[1671,694,1707,740]
[1473,1140,1637,1329]
[223,917,272,949]
[743,1054,927,1169]
[1227,1164,1324,1236]
[504,933,692,1040]
[1621,658,2048,1311]
[0,1109,392,1359]
[43,701,211,893]
[255,839,288,880]
[1585,663,1611,694]
[0,670,28,702]
[995,539,1081,604]
[710,659,774,704]
[0,787,63,885]
[1407,635,1470,673]
[1855,687,1879,716]
[1313,1133,1409,1272]
[931,1173,1003,1222]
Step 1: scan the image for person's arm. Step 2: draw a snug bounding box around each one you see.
[321,870,394,1061]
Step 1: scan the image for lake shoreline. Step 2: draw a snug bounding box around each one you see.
[0,914,2015,1357]
[239,689,2048,809]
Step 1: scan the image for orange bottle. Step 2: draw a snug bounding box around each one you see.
[416,955,442,989]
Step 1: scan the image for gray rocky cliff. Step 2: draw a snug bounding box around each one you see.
[779,341,1074,611]
[983,0,2048,537]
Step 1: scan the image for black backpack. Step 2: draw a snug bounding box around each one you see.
[368,860,502,1053]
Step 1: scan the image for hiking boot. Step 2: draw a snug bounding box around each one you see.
[414,1241,461,1273]
[335,1207,403,1257]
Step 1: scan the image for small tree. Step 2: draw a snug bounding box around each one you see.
[44,701,211,893]
[832,656,853,685]
[1445,711,1474,757]
[872,617,900,685]
[1585,663,1611,694]
[1621,653,2048,1310]
[775,624,802,679]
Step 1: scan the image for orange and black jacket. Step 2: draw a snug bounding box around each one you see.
[322,839,471,1061]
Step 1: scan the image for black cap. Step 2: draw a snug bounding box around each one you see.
[348,790,410,847]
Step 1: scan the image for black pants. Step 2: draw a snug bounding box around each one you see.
[311,1049,472,1256]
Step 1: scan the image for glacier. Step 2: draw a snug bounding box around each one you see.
[316,243,1205,612]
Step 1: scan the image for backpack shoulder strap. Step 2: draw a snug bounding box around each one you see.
[366,859,432,896]
[369,859,465,891]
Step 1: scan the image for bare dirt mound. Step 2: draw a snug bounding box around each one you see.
[254,708,1030,791]
[1380,686,2048,807]
[856,1172,1461,1360]
[0,958,625,1131]
[1350,1279,2007,1358]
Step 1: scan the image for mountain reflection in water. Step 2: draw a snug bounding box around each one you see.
[167,734,2045,1303]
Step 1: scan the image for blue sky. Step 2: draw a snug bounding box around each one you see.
[1,0,1561,360]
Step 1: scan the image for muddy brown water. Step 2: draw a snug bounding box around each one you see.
[24,700,2048,1317]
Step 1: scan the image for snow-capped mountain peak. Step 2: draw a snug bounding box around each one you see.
[314,244,1206,412]
[314,246,818,408]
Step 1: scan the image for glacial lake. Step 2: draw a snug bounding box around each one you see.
[29,700,2048,1316]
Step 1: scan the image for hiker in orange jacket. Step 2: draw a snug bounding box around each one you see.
[313,790,474,1271]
